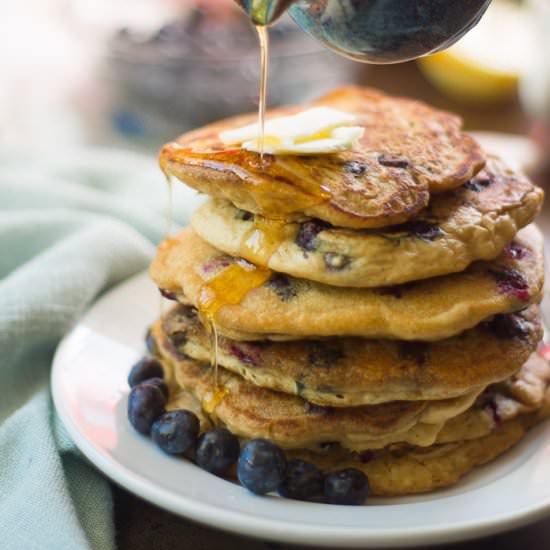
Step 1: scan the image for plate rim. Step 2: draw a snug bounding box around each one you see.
[51,271,550,548]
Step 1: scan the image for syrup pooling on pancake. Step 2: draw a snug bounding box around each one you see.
[159,146,334,219]
[196,255,272,403]
[240,215,289,266]
[197,258,273,321]
[160,86,486,229]
[202,383,230,416]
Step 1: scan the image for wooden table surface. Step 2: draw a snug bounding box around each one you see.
[114,62,550,549]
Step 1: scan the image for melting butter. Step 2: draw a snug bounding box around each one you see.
[219,107,364,155]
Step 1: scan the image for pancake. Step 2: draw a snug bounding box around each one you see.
[156,321,549,453]
[150,225,544,341]
[161,304,542,406]
[435,353,550,444]
[192,156,543,288]
[290,389,550,496]
[160,86,485,230]
[154,323,478,451]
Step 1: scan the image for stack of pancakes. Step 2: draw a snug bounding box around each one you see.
[149,87,549,496]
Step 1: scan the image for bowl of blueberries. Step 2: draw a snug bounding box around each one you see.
[126,332,370,506]
[102,1,358,145]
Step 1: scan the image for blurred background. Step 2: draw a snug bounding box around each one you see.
[0,0,549,175]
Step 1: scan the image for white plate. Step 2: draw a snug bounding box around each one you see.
[52,272,550,548]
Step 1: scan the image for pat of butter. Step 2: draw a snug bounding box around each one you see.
[219,107,364,155]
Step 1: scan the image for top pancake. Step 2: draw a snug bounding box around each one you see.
[160,86,485,229]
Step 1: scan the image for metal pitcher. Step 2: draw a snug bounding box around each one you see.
[236,0,492,64]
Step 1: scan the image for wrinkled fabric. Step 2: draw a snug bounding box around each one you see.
[0,147,200,550]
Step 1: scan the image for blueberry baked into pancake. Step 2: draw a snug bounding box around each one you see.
[128,86,548,504]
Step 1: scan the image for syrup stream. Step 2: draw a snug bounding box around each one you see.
[164,25,273,411]
[165,173,173,238]
[200,13,272,394]
[256,25,269,163]
[209,321,219,387]
[197,260,272,409]
[202,26,269,402]
[160,173,174,318]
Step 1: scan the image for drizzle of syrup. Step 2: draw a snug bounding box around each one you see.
[202,385,230,415]
[241,215,286,265]
[157,15,332,221]
[157,17,323,410]
[165,173,173,238]
[198,259,272,321]
[165,149,332,219]
[256,25,269,163]
[208,320,220,386]
[159,173,175,317]
[197,258,272,402]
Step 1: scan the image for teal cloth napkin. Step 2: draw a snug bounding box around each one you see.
[0,148,200,550]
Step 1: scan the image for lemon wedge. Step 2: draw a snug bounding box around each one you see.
[419,0,536,103]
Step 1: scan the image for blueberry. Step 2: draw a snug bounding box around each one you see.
[127,384,166,435]
[398,342,430,366]
[403,221,442,241]
[143,377,169,400]
[160,288,178,301]
[485,313,529,340]
[169,330,187,348]
[266,273,297,302]
[465,174,493,192]
[344,161,367,175]
[128,357,163,388]
[278,460,323,501]
[378,155,409,169]
[307,342,344,368]
[237,439,287,495]
[196,429,240,476]
[151,410,199,455]
[323,252,350,271]
[490,268,530,302]
[145,327,159,356]
[324,468,369,505]
[295,220,330,252]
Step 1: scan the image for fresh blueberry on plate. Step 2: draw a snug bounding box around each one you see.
[196,428,240,476]
[324,468,369,505]
[142,377,169,400]
[128,356,163,388]
[151,410,199,455]
[278,459,323,501]
[237,439,287,495]
[127,383,166,435]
